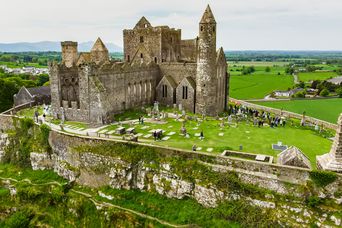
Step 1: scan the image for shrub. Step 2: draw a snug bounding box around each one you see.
[4,208,35,228]
[319,88,329,97]
[292,91,306,98]
[306,196,323,208]
[309,170,337,188]
[336,87,342,98]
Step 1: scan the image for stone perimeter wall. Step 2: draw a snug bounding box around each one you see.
[35,131,342,200]
[1,113,342,226]
[230,98,338,130]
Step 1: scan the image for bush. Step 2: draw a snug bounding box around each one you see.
[306,196,323,208]
[336,87,342,98]
[4,208,35,228]
[309,170,337,188]
[292,91,306,98]
[319,88,329,97]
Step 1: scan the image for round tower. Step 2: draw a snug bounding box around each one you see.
[195,5,218,116]
[61,41,78,68]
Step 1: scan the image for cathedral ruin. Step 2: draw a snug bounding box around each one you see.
[49,5,229,124]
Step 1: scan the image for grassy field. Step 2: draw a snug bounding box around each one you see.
[298,71,338,82]
[0,61,47,68]
[228,61,294,100]
[253,98,342,123]
[228,61,288,67]
[230,74,294,99]
[101,116,332,167]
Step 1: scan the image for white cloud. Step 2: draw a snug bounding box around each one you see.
[0,0,341,50]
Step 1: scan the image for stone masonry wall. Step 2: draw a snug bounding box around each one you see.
[26,130,342,226]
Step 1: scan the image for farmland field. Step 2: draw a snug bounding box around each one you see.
[297,71,338,82]
[229,74,294,100]
[253,98,342,123]
[228,61,294,100]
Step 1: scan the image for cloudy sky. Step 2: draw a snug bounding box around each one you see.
[1,0,342,50]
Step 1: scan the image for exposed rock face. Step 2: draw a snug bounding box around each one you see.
[0,133,9,162]
[24,130,342,226]
[317,113,342,172]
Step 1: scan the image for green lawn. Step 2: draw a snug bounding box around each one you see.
[298,72,338,82]
[228,62,294,100]
[228,61,288,67]
[229,74,294,100]
[253,98,342,124]
[103,116,332,167]
[0,61,47,69]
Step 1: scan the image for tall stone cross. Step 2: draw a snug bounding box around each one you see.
[316,113,342,172]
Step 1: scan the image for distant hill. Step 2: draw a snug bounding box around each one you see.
[0,41,122,53]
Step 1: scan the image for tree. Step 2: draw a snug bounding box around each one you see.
[292,91,306,98]
[265,66,271,72]
[336,68,342,75]
[0,78,19,112]
[320,88,329,97]
[241,66,255,75]
[297,81,305,89]
[336,87,342,98]
[37,74,49,86]
[311,80,321,89]
[285,67,295,75]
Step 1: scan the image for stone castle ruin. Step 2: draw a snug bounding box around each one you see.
[50,5,229,124]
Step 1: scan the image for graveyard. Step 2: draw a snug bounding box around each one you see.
[16,103,334,168]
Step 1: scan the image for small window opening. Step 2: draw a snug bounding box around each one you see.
[127,55,130,62]
[213,26,216,32]
[200,26,203,31]
[182,86,188,99]
[140,53,143,58]
[154,57,157,63]
[162,85,168,98]
[140,36,144,43]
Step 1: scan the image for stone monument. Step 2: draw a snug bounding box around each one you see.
[317,113,342,173]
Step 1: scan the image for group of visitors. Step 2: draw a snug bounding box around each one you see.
[138,116,145,124]
[153,131,163,141]
[229,104,286,128]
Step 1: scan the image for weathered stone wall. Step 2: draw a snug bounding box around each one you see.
[42,131,341,198]
[26,130,342,226]
[180,39,197,62]
[159,62,197,85]
[0,114,14,131]
[61,41,78,68]
[124,25,181,64]
[155,76,176,107]
[176,78,195,112]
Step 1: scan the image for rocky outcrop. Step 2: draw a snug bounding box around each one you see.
[23,130,342,226]
[0,133,9,162]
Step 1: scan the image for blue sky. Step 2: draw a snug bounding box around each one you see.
[1,0,342,50]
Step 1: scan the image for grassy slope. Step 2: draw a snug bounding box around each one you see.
[298,72,338,82]
[253,99,342,124]
[2,163,272,227]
